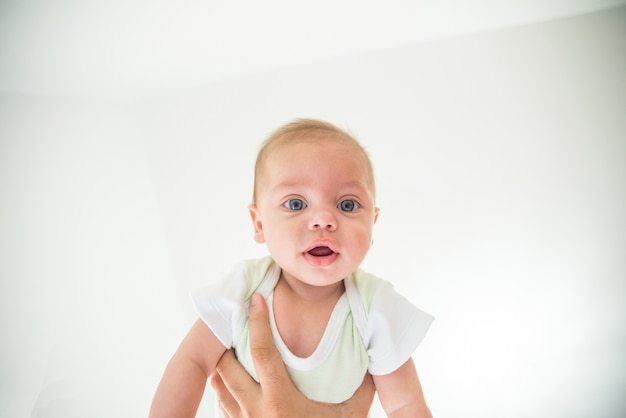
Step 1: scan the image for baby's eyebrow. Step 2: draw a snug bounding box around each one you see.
[269,182,301,195]
[271,180,299,190]
[268,183,373,201]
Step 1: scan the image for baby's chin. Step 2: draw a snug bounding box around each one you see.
[284,260,358,287]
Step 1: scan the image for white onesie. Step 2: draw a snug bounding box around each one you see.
[193,256,433,403]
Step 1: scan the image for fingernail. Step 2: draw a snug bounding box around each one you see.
[250,293,261,306]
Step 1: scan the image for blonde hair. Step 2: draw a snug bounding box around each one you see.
[252,118,375,204]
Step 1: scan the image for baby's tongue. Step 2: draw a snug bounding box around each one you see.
[308,246,333,256]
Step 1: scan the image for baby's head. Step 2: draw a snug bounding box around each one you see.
[252,118,376,205]
[249,119,379,287]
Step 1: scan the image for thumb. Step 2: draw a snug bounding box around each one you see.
[248,294,289,389]
[248,294,274,349]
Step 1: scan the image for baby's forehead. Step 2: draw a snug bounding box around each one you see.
[263,138,369,172]
[253,128,377,202]
[262,140,374,189]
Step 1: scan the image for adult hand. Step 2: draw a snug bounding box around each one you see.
[211,293,375,418]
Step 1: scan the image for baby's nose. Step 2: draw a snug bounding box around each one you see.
[308,209,337,231]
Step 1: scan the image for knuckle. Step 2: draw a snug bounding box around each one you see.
[250,345,273,363]
[267,369,285,386]
[250,346,286,388]
[228,382,248,398]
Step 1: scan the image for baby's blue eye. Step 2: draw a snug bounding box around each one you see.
[284,198,307,211]
[338,199,359,212]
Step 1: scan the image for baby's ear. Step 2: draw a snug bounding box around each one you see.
[374,207,380,224]
[248,204,265,243]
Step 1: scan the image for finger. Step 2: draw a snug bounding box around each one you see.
[247,294,275,352]
[247,294,290,389]
[210,368,237,418]
[214,349,258,411]
[218,404,231,418]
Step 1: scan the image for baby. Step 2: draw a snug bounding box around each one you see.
[150,119,434,417]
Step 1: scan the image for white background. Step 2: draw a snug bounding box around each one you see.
[1,4,625,418]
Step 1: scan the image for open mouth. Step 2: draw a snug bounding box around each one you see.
[307,246,335,257]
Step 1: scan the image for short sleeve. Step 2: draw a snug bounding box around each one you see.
[191,263,249,348]
[364,280,434,376]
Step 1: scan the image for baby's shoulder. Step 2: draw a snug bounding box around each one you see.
[240,256,279,297]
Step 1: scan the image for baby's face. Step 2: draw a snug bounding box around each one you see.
[249,139,378,288]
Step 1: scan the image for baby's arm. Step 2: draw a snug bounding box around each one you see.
[373,358,433,418]
[149,318,227,418]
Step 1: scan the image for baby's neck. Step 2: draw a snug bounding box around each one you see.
[278,271,345,302]
[272,275,345,358]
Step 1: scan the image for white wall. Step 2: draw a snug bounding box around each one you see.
[1,7,625,418]
[0,95,185,417]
